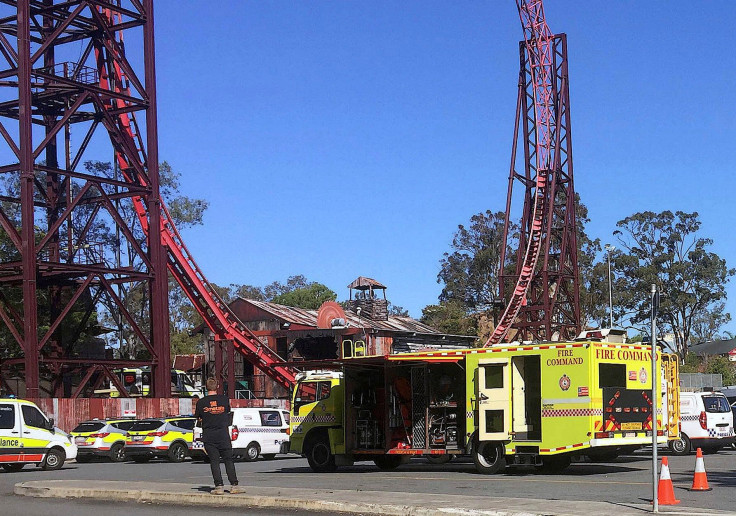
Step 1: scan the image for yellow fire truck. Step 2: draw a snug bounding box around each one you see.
[290,332,680,473]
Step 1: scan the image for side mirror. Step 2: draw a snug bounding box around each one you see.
[47,418,55,431]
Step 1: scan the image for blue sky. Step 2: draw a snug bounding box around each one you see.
[132,1,734,332]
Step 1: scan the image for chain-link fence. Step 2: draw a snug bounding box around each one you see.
[680,373,723,392]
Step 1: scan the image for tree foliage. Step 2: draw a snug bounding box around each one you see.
[420,301,477,337]
[612,211,734,357]
[574,196,604,327]
[271,283,337,310]
[437,210,511,311]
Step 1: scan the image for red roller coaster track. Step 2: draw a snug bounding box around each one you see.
[97,7,297,390]
[485,0,580,345]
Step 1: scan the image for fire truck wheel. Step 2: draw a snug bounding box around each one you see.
[373,455,404,470]
[669,434,690,456]
[473,442,506,474]
[243,442,260,462]
[306,434,336,473]
[540,454,571,474]
[426,455,452,465]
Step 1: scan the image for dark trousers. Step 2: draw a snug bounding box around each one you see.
[204,441,238,487]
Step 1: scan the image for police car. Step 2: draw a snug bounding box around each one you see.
[671,390,735,455]
[124,416,196,462]
[0,398,77,471]
[70,418,137,462]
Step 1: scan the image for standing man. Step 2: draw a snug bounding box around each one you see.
[195,378,241,494]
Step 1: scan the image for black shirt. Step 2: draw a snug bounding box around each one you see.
[194,394,232,444]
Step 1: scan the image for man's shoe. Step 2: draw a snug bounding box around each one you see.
[229,486,244,494]
[211,486,225,495]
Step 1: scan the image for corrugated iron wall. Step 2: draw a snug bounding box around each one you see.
[30,398,289,432]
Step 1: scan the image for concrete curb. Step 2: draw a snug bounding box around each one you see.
[14,480,727,516]
[13,481,534,516]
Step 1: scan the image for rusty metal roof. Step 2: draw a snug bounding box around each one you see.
[347,276,386,290]
[240,298,462,336]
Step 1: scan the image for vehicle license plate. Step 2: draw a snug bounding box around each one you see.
[621,422,642,431]
[623,432,636,438]
[74,436,87,444]
[133,435,145,441]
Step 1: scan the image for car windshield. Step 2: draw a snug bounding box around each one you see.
[72,422,105,433]
[703,396,730,413]
[129,420,164,432]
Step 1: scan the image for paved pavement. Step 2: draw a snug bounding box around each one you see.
[4,449,736,515]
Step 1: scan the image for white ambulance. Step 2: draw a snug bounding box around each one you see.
[671,390,734,455]
[0,398,77,471]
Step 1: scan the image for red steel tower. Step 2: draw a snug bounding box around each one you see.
[0,0,171,397]
[487,1,581,344]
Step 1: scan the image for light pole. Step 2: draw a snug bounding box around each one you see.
[604,244,615,328]
[651,284,659,513]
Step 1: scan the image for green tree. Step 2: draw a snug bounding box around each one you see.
[613,211,734,357]
[264,275,310,300]
[574,196,604,327]
[703,355,736,386]
[420,300,477,337]
[271,283,337,310]
[388,303,409,317]
[438,210,511,311]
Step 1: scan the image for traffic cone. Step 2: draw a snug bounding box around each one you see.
[657,456,680,505]
[688,448,712,491]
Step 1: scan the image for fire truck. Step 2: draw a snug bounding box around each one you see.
[289,331,680,473]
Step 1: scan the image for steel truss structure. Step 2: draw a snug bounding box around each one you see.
[0,1,297,399]
[487,1,581,345]
[0,0,171,397]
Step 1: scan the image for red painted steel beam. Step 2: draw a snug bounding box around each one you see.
[18,0,40,396]
[143,0,171,397]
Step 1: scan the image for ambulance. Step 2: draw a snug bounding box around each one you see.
[0,398,77,471]
[70,418,137,462]
[124,416,196,462]
[290,332,679,473]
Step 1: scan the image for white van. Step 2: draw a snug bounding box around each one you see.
[230,408,290,461]
[670,391,734,455]
[0,398,77,471]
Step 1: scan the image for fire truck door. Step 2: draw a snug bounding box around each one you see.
[477,358,511,441]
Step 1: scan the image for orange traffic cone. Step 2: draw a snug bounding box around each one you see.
[657,456,680,505]
[688,448,712,491]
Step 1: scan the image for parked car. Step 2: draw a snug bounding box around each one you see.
[193,408,290,462]
[670,391,734,455]
[124,416,196,462]
[70,418,137,462]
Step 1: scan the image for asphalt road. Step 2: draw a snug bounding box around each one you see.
[3,448,736,514]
